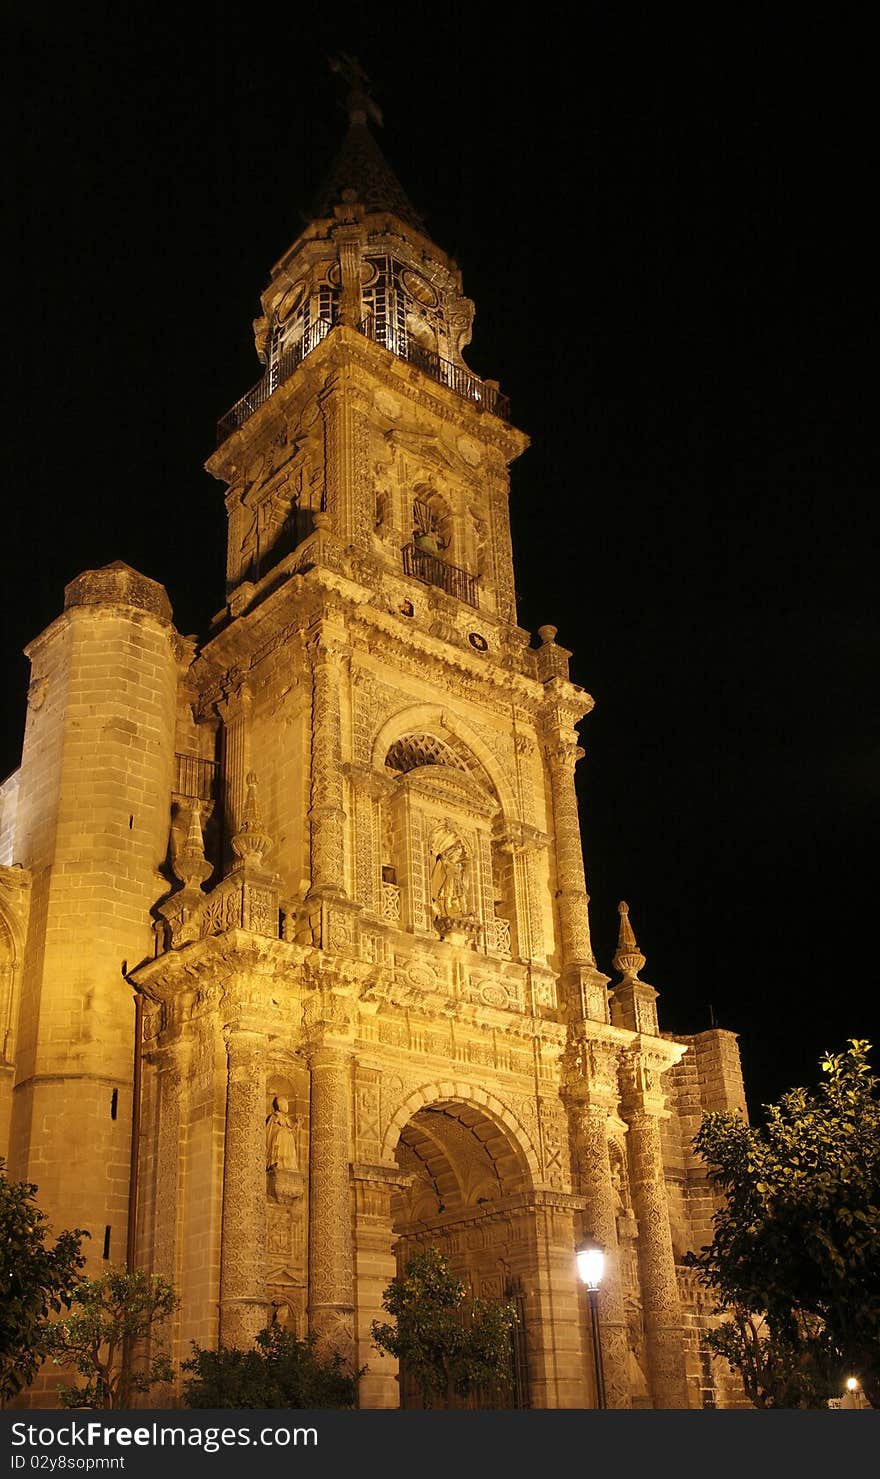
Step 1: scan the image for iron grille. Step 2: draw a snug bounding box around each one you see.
[174,754,219,803]
[402,543,478,609]
[216,318,332,444]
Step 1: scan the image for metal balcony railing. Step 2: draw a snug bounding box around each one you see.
[216,312,510,446]
[216,318,332,444]
[358,315,510,421]
[402,543,479,608]
[174,754,219,803]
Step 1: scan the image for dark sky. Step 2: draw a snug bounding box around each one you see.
[7,7,878,1117]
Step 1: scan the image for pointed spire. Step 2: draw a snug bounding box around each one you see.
[172,804,213,892]
[613,900,646,981]
[232,771,273,868]
[310,57,425,231]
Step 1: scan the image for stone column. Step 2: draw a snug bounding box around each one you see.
[319,370,372,547]
[542,731,593,964]
[307,635,347,897]
[621,1058,688,1408]
[219,683,252,866]
[351,1163,410,1408]
[538,699,609,1021]
[219,1027,268,1347]
[307,1045,356,1363]
[349,774,381,918]
[569,1098,631,1408]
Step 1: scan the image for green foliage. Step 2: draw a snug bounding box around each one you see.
[0,1158,86,1402]
[371,1248,517,1408]
[704,1308,838,1409]
[181,1324,362,1408]
[687,1040,880,1407]
[43,1266,178,1408]
[1,1159,86,1402]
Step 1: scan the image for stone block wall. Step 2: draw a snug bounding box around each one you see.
[7,565,179,1278]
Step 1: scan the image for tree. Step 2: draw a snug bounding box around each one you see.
[181,1324,362,1409]
[703,1308,838,1410]
[371,1248,517,1409]
[42,1266,178,1408]
[687,1040,880,1407]
[0,1158,86,1403]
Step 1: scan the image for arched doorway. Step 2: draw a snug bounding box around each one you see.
[388,1098,535,1408]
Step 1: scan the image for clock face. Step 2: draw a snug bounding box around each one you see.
[276,281,307,322]
[402,269,438,309]
[468,631,489,652]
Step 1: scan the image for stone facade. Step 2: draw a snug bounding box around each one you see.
[0,91,748,1409]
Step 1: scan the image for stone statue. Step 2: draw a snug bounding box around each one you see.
[610,1150,627,1212]
[266,1095,298,1172]
[431,837,469,919]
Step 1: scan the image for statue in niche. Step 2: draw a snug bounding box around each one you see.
[266,1095,299,1172]
[610,1147,627,1212]
[431,837,469,920]
[626,1296,650,1404]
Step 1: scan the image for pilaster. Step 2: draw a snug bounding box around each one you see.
[304,987,356,1365]
[219,1025,268,1346]
[620,1045,689,1408]
[565,1037,631,1408]
[351,1162,411,1407]
[306,631,348,899]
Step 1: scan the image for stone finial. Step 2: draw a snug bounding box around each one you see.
[172,804,213,892]
[537,624,558,645]
[329,53,383,128]
[232,771,273,867]
[613,900,646,981]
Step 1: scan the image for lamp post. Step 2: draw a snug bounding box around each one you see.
[576,1239,607,1410]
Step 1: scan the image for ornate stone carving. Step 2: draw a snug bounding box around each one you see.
[220,1028,269,1347]
[307,1045,356,1362]
[232,772,273,867]
[622,1100,689,1408]
[307,635,347,895]
[568,1098,631,1408]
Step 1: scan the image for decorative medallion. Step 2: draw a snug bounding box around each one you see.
[402,269,438,308]
[478,981,509,1010]
[374,387,401,419]
[276,280,307,322]
[468,631,489,652]
[457,435,481,467]
[327,261,378,288]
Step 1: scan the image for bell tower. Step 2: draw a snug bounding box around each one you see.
[212,65,516,630]
[115,67,729,1413]
[0,62,751,1411]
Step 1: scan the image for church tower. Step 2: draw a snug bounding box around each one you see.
[1,70,748,1410]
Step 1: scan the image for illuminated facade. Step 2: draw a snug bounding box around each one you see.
[0,81,747,1408]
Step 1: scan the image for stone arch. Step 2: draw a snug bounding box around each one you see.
[371,704,517,823]
[380,1078,541,1187]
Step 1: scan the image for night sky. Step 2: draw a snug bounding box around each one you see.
[7,8,878,1118]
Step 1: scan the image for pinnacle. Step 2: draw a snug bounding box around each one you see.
[613,899,647,981]
[310,66,425,231]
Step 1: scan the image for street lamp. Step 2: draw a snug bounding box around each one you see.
[576,1239,607,1410]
